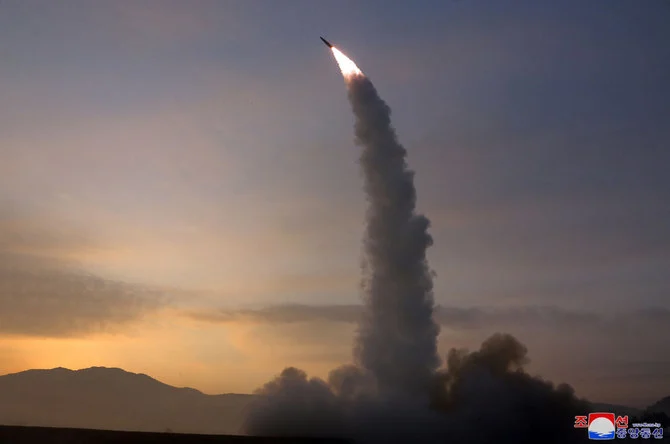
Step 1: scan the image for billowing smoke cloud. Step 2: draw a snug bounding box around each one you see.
[247,335,590,443]
[350,73,440,398]
[244,58,590,443]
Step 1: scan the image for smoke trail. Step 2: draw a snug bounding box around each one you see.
[348,74,440,398]
[243,48,591,444]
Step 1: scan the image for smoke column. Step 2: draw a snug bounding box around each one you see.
[243,46,590,444]
[341,55,440,398]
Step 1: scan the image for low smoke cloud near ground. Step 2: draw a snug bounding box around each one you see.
[243,55,591,443]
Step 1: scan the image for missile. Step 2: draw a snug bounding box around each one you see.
[320,37,333,48]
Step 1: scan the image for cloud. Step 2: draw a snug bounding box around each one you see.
[185,303,669,332]
[187,304,362,325]
[0,204,167,337]
[186,302,670,406]
[0,200,93,257]
[0,254,166,337]
[185,305,361,364]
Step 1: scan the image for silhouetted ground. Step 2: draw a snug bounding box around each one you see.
[0,368,255,434]
[0,425,350,444]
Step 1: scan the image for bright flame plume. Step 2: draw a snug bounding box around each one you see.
[331,47,363,78]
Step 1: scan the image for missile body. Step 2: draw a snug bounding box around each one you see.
[320,37,333,48]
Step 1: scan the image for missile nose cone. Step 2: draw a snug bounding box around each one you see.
[320,37,333,48]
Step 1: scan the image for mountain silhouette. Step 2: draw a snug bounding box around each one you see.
[1,367,667,436]
[646,395,670,416]
[0,367,254,434]
[588,402,642,417]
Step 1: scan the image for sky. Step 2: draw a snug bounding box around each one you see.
[1,0,669,407]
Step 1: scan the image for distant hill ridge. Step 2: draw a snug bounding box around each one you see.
[4,366,207,396]
[0,366,254,435]
[647,395,670,414]
[0,367,667,435]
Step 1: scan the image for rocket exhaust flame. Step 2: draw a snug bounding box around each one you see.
[243,41,591,444]
[331,47,363,78]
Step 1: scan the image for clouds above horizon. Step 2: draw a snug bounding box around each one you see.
[0,257,165,337]
[184,302,670,407]
[184,302,670,332]
[0,203,167,337]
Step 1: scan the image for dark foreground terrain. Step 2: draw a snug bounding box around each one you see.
[0,425,350,444]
